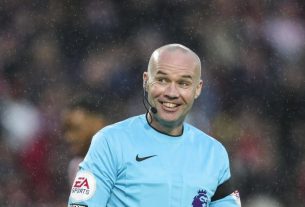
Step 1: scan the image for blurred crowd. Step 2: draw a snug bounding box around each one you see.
[0,0,304,206]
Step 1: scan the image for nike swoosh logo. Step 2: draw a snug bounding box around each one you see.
[136,154,157,162]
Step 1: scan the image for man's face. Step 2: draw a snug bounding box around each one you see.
[144,50,203,128]
[62,109,102,156]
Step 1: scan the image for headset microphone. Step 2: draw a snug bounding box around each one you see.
[150,105,158,114]
[143,88,157,114]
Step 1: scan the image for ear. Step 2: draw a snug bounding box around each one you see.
[195,80,203,99]
[143,72,148,90]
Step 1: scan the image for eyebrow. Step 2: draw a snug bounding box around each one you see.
[156,71,167,76]
[156,71,193,79]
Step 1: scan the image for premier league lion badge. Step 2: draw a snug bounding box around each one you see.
[192,189,209,207]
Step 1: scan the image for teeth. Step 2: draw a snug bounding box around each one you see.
[163,102,177,108]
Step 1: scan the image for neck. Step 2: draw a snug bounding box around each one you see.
[146,113,184,136]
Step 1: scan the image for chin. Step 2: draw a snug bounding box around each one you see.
[158,115,183,126]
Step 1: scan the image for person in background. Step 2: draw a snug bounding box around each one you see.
[67,44,241,207]
[62,94,108,185]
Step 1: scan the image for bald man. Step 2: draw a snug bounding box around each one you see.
[68,44,241,207]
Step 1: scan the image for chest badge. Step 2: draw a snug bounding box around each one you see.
[192,189,208,207]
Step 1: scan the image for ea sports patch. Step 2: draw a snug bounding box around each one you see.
[70,171,96,201]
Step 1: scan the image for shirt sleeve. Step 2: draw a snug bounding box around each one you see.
[67,131,118,207]
[210,145,241,207]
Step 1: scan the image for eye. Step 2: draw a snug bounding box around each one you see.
[178,80,192,88]
[156,77,168,84]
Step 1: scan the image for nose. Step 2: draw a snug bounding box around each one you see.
[164,82,179,99]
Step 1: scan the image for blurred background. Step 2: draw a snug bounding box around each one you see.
[0,0,304,206]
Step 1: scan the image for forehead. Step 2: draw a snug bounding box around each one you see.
[152,50,199,77]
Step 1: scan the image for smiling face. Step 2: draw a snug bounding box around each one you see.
[143,45,203,135]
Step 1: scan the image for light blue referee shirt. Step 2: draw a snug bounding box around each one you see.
[68,114,241,207]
